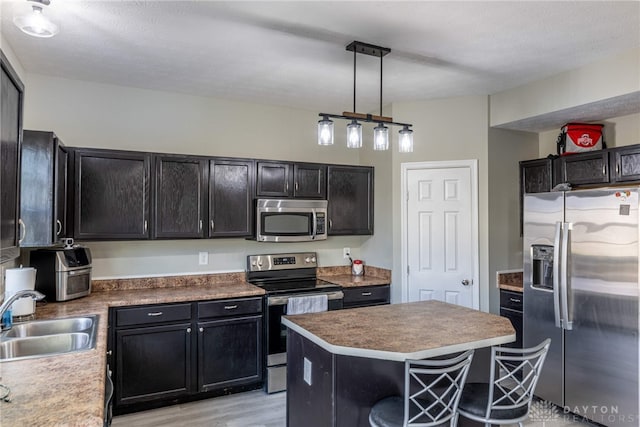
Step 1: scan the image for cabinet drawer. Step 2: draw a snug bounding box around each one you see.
[198,297,262,319]
[343,285,390,307]
[499,290,523,312]
[116,303,192,327]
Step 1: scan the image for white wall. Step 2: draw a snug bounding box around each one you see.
[487,128,539,314]
[490,48,640,128]
[22,74,368,278]
[389,96,491,311]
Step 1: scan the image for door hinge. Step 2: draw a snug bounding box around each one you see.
[407,265,410,275]
[406,191,409,202]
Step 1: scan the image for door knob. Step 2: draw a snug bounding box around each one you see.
[461,279,471,286]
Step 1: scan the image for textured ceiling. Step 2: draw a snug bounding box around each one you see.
[1,1,639,131]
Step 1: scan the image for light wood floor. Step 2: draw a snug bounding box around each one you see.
[112,390,286,427]
[112,390,597,427]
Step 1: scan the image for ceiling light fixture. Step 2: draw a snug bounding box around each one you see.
[318,41,414,152]
[13,0,59,38]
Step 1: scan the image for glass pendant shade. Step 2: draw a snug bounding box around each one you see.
[317,117,334,145]
[13,5,59,38]
[398,126,414,153]
[346,120,363,148]
[373,123,389,151]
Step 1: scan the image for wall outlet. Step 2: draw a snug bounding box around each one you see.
[343,248,351,259]
[198,252,209,265]
[303,357,312,385]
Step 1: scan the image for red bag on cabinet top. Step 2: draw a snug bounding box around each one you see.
[556,123,605,156]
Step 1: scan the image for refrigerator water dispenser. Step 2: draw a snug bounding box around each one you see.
[531,244,554,290]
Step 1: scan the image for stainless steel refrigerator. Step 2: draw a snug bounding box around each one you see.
[523,187,639,426]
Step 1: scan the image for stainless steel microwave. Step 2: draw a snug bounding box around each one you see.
[255,199,327,242]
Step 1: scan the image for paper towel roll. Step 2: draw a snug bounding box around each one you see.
[5,267,37,316]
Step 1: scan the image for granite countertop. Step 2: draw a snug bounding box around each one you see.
[0,266,390,426]
[317,265,391,288]
[282,300,515,362]
[497,270,523,293]
[0,275,264,427]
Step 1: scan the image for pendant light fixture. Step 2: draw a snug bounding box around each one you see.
[318,41,414,152]
[13,0,59,38]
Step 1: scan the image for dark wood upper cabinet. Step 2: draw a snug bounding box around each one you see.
[256,161,292,197]
[294,163,326,199]
[73,149,151,240]
[520,158,553,195]
[256,161,326,199]
[554,151,609,186]
[0,50,24,263]
[153,155,207,239]
[611,145,640,183]
[20,131,69,247]
[327,165,374,235]
[209,159,254,237]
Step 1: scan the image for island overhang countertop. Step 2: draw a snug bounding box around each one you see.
[282,300,515,361]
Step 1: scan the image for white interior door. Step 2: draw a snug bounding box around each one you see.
[402,160,479,309]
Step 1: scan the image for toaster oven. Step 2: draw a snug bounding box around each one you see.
[30,246,92,301]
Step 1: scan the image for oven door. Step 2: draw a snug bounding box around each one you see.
[266,291,343,364]
[264,291,342,393]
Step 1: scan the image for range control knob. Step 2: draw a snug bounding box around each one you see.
[304,257,311,263]
[311,256,316,263]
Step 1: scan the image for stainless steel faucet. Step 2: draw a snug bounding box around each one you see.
[0,290,45,326]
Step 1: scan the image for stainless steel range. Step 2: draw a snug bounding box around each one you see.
[246,252,343,393]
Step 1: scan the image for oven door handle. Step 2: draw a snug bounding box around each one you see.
[268,291,344,306]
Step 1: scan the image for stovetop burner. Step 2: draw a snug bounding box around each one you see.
[246,252,341,295]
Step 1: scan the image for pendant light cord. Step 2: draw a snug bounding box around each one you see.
[353,47,357,113]
[379,53,383,116]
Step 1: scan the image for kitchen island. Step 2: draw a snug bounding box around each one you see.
[282,300,515,427]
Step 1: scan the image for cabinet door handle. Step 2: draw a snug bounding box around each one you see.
[616,163,620,175]
[210,220,215,232]
[224,305,238,310]
[143,220,148,233]
[509,298,521,303]
[18,219,26,244]
[602,164,606,175]
[199,220,203,232]
[329,219,332,229]
[147,311,163,317]
[199,327,204,333]
[295,182,299,191]
[361,292,372,296]
[56,220,63,236]
[187,327,191,333]
[286,182,289,192]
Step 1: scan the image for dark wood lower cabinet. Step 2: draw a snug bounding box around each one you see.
[198,315,262,392]
[115,323,192,406]
[111,298,263,414]
[342,285,390,308]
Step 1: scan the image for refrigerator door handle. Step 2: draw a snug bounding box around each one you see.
[561,222,573,330]
[553,221,563,328]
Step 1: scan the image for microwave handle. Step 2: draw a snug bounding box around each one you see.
[312,211,318,237]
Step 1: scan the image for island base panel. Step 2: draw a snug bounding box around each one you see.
[286,330,489,427]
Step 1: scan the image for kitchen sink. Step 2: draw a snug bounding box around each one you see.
[0,315,98,362]
[3,316,96,338]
